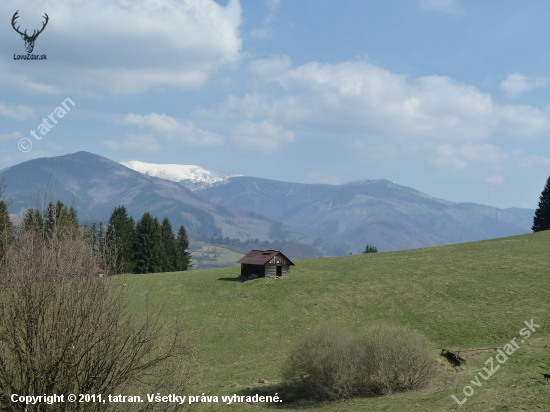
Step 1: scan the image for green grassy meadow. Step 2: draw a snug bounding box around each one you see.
[125,231,550,411]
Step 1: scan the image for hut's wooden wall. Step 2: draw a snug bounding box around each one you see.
[281,264,290,278]
[265,263,290,278]
[265,264,276,278]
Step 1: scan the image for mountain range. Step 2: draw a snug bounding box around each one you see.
[0,152,534,256]
[0,152,311,246]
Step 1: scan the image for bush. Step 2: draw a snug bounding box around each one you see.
[282,323,436,401]
[282,326,364,400]
[358,323,436,394]
[0,206,194,411]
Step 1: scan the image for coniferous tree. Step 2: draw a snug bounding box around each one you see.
[22,208,44,234]
[160,217,178,272]
[0,201,14,264]
[133,212,165,274]
[107,205,136,274]
[533,175,550,232]
[44,200,79,238]
[362,244,378,254]
[175,225,192,271]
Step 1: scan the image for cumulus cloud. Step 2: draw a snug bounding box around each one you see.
[419,0,462,13]
[249,55,292,79]
[500,73,548,97]
[485,175,504,186]
[231,120,294,152]
[0,0,242,95]
[210,57,550,142]
[0,103,34,120]
[251,0,280,38]
[102,134,163,153]
[428,143,508,170]
[121,113,224,146]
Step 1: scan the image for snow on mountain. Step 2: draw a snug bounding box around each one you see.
[120,160,240,190]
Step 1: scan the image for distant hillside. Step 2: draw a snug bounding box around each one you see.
[0,152,311,244]
[195,176,534,252]
[1,152,535,256]
[188,241,244,270]
[190,234,324,261]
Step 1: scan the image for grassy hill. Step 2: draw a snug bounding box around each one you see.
[124,231,550,411]
[189,240,244,270]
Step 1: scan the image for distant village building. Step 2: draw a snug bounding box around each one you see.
[237,250,294,278]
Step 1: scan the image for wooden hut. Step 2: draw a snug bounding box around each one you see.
[237,250,294,278]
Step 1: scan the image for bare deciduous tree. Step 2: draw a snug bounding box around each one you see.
[0,203,194,411]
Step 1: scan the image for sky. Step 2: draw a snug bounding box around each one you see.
[1,0,550,209]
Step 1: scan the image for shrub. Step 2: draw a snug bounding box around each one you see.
[282,326,364,400]
[0,208,194,411]
[282,323,436,401]
[358,323,436,394]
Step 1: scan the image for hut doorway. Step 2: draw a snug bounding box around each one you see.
[276,266,282,277]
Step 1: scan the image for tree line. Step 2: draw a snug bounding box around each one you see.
[0,200,191,274]
[105,205,192,274]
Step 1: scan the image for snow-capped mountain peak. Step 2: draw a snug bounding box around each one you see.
[120,160,240,190]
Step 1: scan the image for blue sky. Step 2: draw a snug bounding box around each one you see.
[1,0,550,209]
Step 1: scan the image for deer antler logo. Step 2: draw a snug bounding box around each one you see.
[11,10,49,54]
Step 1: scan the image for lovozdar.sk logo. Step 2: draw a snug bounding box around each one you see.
[11,10,48,60]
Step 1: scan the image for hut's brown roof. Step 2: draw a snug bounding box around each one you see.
[237,250,295,266]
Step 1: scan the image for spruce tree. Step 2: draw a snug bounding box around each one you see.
[133,212,165,274]
[107,205,136,274]
[44,201,79,238]
[532,175,550,232]
[362,244,378,253]
[175,225,192,271]
[160,217,178,272]
[0,200,14,264]
[22,208,44,234]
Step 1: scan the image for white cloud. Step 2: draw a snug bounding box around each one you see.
[251,0,280,38]
[231,120,294,152]
[0,103,34,120]
[0,0,242,95]
[485,175,504,186]
[500,73,548,97]
[419,0,462,13]
[121,113,224,146]
[517,155,550,168]
[351,141,400,161]
[0,131,24,143]
[211,57,550,142]
[249,55,292,79]
[102,134,163,153]
[428,143,508,170]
